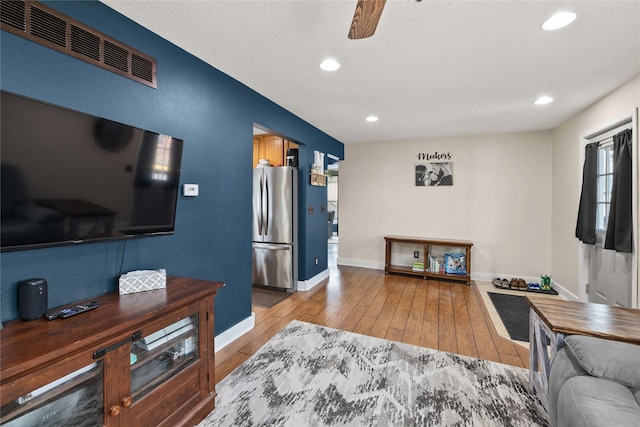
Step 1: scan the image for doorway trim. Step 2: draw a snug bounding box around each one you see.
[577,108,638,308]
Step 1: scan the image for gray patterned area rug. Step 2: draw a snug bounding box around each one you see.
[199,321,548,427]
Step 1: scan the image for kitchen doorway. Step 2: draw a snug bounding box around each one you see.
[251,125,301,308]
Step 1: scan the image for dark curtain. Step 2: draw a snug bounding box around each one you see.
[575,142,600,244]
[604,129,633,253]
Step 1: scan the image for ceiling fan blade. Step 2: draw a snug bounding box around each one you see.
[348,0,387,40]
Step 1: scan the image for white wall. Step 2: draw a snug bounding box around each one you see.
[551,74,640,306]
[339,131,553,281]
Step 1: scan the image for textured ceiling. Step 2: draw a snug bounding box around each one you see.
[102,1,640,144]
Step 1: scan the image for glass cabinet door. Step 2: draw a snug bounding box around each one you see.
[0,361,103,427]
[129,314,199,401]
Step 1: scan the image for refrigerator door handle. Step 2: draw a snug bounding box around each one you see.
[257,174,263,235]
[264,174,269,235]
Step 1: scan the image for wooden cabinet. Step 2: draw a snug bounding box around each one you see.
[253,134,298,167]
[263,135,284,166]
[384,235,473,284]
[0,277,224,427]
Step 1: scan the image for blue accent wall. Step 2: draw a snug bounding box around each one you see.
[0,1,343,333]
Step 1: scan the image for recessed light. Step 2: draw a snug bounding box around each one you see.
[542,11,576,31]
[319,58,340,71]
[366,116,379,122]
[534,96,554,105]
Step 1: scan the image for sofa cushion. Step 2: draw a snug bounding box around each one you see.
[565,335,640,389]
[558,376,640,427]
[548,348,586,427]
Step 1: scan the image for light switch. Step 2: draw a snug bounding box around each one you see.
[183,184,199,197]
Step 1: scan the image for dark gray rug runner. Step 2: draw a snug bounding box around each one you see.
[252,286,293,308]
[198,320,548,426]
[487,292,530,342]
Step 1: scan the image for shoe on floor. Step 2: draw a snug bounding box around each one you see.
[517,278,528,290]
[492,278,510,288]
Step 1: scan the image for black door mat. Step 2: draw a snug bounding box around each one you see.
[487,292,531,342]
[252,287,293,309]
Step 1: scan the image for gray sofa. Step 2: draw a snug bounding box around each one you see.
[548,335,640,427]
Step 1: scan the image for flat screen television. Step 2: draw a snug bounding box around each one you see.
[1,90,184,251]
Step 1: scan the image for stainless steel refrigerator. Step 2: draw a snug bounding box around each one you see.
[252,166,297,290]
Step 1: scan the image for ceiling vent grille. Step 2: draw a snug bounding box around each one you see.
[1,1,157,88]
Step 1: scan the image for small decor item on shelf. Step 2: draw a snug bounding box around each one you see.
[427,254,445,273]
[312,150,325,173]
[412,261,425,272]
[444,253,466,274]
[119,268,167,295]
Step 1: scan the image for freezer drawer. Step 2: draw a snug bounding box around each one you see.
[252,243,294,290]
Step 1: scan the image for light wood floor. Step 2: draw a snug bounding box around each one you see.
[214,265,529,384]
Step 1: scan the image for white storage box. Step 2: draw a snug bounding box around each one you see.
[119,268,166,295]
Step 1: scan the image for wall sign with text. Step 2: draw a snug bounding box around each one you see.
[415,152,453,186]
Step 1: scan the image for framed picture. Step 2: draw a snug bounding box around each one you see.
[415,162,453,186]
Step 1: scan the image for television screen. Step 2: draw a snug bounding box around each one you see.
[1,91,183,251]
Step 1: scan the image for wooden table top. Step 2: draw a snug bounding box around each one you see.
[526,296,640,345]
[384,235,473,246]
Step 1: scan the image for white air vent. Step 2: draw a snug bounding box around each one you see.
[1,1,157,88]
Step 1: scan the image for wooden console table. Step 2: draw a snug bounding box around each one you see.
[526,296,640,410]
[384,235,473,284]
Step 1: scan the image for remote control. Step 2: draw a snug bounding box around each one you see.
[45,301,99,320]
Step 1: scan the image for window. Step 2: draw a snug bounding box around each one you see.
[590,122,631,239]
[596,143,613,232]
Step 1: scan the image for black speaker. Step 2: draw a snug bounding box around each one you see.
[18,278,48,320]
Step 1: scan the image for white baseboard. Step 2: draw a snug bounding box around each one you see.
[549,281,577,301]
[214,270,331,351]
[337,257,384,270]
[297,269,330,291]
[214,312,255,352]
[214,269,337,351]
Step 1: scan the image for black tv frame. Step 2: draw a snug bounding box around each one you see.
[0,90,184,252]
